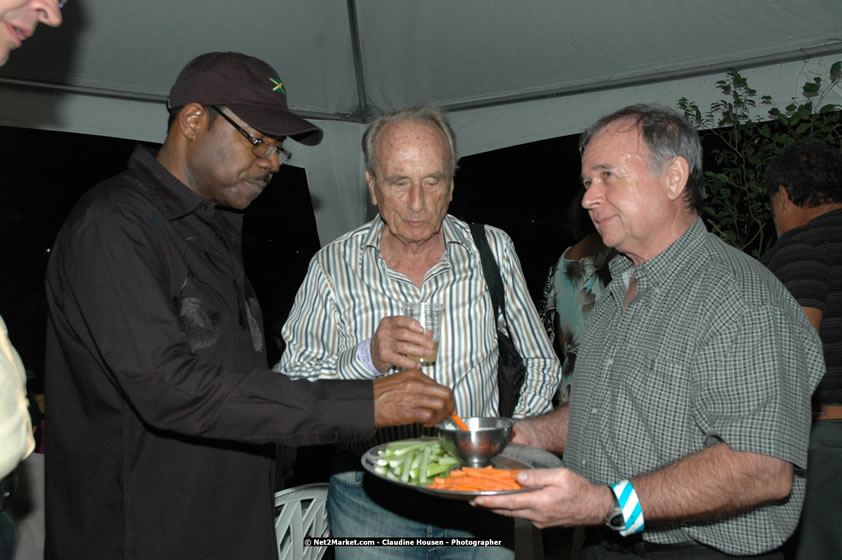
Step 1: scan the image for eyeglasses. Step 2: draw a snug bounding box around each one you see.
[210,106,292,164]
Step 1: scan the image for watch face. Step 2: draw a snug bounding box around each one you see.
[606,509,625,530]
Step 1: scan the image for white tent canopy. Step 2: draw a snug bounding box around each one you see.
[1,0,841,244]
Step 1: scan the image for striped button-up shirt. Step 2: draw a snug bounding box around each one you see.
[566,218,825,555]
[275,214,561,448]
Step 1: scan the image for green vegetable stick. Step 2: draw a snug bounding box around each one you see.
[418,445,432,485]
[426,462,455,477]
[391,442,425,456]
[399,451,414,482]
[387,440,426,450]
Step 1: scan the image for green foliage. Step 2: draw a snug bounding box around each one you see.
[678,61,842,257]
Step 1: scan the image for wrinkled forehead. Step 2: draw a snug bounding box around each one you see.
[375,120,451,166]
[378,119,447,149]
[583,119,648,161]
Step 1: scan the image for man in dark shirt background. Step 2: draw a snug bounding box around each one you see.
[762,137,842,559]
[43,51,454,560]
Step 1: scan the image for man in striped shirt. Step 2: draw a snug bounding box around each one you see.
[275,105,561,558]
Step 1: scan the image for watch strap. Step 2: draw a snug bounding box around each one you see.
[609,479,645,536]
[603,487,625,531]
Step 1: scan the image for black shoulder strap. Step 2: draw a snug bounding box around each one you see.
[469,223,505,321]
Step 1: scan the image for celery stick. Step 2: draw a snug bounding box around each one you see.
[427,462,458,477]
[387,440,426,450]
[389,442,425,456]
[418,445,432,485]
[374,439,463,486]
[399,451,414,482]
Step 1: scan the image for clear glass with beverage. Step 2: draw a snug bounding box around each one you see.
[402,302,443,363]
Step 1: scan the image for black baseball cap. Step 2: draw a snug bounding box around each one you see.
[167,52,323,146]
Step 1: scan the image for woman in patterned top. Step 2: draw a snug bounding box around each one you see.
[541,190,614,402]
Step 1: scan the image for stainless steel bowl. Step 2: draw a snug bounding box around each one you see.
[436,417,514,467]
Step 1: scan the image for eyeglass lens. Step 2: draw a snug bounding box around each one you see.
[253,142,291,164]
[211,106,291,164]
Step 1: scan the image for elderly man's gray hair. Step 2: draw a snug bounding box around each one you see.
[362,105,459,178]
[579,104,705,214]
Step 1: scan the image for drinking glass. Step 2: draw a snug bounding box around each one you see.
[401,302,443,363]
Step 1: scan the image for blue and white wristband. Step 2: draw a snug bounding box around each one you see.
[610,480,645,536]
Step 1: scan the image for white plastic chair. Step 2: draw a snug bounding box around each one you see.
[274,482,330,560]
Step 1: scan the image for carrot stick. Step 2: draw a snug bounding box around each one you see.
[462,466,518,477]
[426,466,524,492]
[458,471,516,482]
[450,413,470,431]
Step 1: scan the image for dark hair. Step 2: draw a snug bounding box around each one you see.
[565,189,597,240]
[764,137,842,207]
[362,105,458,178]
[579,104,705,214]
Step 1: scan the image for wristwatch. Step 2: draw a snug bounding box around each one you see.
[604,486,625,531]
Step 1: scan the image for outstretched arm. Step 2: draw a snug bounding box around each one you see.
[511,404,569,454]
[475,443,792,529]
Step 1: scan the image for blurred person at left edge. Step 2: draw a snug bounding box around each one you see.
[43,52,454,560]
[0,0,62,558]
[0,0,61,64]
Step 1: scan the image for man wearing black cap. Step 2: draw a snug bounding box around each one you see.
[43,52,454,560]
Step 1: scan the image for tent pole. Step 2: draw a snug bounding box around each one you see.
[346,0,371,122]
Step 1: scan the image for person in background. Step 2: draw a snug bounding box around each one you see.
[761,137,842,559]
[540,189,614,402]
[475,104,824,559]
[275,104,562,559]
[0,0,61,65]
[44,52,453,560]
[0,317,30,560]
[0,1,62,558]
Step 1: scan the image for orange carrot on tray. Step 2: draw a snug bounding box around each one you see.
[427,465,523,492]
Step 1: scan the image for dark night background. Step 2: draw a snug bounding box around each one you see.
[0,125,583,385]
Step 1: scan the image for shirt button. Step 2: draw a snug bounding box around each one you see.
[606,358,614,366]
[591,407,599,414]
[582,459,588,466]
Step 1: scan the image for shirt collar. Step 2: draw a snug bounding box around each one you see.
[780,206,842,240]
[609,216,708,293]
[361,214,471,252]
[357,214,474,278]
[441,215,474,251]
[127,146,206,221]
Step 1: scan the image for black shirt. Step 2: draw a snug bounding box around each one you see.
[763,208,842,405]
[44,147,374,559]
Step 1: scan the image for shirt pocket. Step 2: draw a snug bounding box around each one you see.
[601,349,694,470]
[173,271,227,353]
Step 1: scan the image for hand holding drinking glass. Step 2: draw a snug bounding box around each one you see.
[368,303,444,371]
[401,302,443,364]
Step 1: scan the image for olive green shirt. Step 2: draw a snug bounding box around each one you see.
[565,218,824,555]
